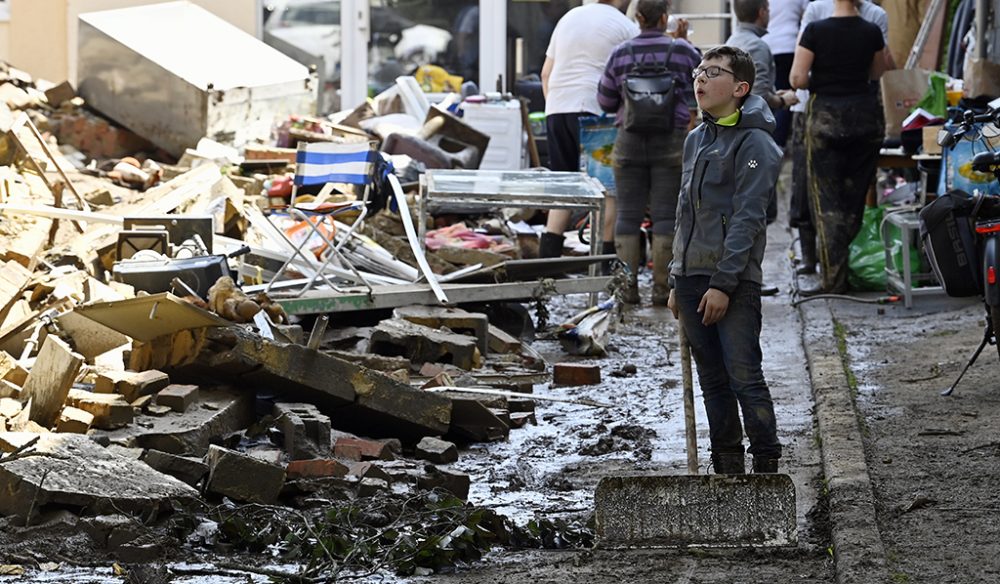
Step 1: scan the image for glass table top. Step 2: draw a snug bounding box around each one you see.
[424,170,605,201]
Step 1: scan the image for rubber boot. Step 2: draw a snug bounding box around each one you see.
[711,452,746,475]
[600,240,616,276]
[614,234,642,304]
[752,457,779,474]
[650,234,673,306]
[539,231,565,259]
[796,226,817,275]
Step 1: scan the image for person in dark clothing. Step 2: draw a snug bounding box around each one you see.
[667,46,783,474]
[790,0,887,295]
[596,0,700,305]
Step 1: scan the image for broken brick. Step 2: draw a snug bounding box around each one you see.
[274,402,332,460]
[347,461,393,483]
[96,370,169,402]
[56,406,94,434]
[553,362,601,386]
[415,436,458,464]
[286,458,349,479]
[334,437,394,461]
[66,389,133,430]
[417,466,471,500]
[155,384,199,413]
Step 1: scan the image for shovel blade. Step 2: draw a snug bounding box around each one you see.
[594,474,796,548]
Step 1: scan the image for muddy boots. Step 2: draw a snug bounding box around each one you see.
[615,234,642,304]
[539,231,565,258]
[711,452,746,474]
[651,234,673,306]
[600,240,616,275]
[796,226,817,275]
[752,457,779,473]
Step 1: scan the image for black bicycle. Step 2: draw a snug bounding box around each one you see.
[919,105,1000,395]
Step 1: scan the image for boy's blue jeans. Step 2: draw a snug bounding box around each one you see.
[674,275,781,459]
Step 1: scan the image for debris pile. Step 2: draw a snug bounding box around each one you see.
[0,58,613,577]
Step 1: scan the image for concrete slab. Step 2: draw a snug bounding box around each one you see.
[394,305,489,357]
[89,387,254,456]
[183,330,452,440]
[594,474,796,548]
[204,444,284,504]
[0,433,198,519]
[370,318,481,370]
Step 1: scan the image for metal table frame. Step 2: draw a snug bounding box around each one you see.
[418,169,608,291]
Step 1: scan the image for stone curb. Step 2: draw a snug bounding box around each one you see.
[799,301,889,584]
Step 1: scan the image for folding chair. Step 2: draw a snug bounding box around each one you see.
[264,141,387,297]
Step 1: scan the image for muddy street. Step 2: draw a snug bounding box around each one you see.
[405,189,835,583]
[815,292,1000,584]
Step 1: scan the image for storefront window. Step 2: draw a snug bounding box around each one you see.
[506,0,580,80]
[368,0,478,95]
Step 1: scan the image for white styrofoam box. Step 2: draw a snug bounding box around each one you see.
[459,100,525,170]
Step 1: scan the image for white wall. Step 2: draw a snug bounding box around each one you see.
[8,0,257,84]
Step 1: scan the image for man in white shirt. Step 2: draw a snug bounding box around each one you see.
[762,0,808,147]
[538,0,638,258]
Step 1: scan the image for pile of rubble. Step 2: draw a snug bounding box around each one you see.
[0,59,610,574]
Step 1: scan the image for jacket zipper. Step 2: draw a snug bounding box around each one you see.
[722,213,727,239]
[682,125,718,276]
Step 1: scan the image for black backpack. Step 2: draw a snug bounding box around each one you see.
[622,40,677,134]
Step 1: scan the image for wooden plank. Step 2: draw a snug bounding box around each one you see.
[21,335,84,428]
[73,292,232,342]
[0,260,32,321]
[1,217,49,271]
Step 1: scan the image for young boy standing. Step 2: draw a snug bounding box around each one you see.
[667,46,783,474]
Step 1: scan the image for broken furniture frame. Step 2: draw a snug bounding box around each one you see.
[265,141,381,298]
[418,169,608,304]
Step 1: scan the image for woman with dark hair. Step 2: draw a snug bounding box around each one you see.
[789,0,887,295]
[596,0,700,305]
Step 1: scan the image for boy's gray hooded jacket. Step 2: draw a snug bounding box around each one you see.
[670,94,782,295]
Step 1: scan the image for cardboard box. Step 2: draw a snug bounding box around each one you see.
[922,125,944,155]
[880,68,931,139]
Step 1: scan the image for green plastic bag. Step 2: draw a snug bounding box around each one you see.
[847,206,921,291]
[915,72,948,119]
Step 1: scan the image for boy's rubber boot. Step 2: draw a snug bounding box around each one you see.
[752,457,779,474]
[651,234,673,306]
[614,234,642,304]
[711,452,746,474]
[796,226,818,275]
[539,231,565,258]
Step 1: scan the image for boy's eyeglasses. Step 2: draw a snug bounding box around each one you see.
[692,65,736,80]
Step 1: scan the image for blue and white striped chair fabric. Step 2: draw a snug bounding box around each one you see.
[293,142,378,188]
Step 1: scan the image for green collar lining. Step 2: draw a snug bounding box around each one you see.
[716,109,741,126]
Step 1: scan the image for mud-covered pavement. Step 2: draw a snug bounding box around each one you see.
[818,292,1000,584]
[412,187,836,583]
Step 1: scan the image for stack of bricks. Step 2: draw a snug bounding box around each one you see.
[49,111,155,159]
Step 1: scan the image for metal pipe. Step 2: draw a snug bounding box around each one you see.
[975,0,987,59]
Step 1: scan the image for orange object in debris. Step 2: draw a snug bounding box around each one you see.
[283,215,337,259]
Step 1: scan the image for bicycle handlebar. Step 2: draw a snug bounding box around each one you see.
[941,107,1000,148]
